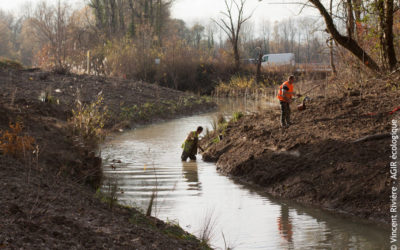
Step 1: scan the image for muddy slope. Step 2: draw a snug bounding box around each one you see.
[202,76,399,225]
[0,69,210,249]
[0,69,215,129]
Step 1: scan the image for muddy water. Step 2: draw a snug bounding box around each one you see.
[102,98,389,249]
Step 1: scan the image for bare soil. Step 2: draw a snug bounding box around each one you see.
[0,69,215,129]
[201,73,400,225]
[0,69,212,249]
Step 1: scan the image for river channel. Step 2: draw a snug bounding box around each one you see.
[102,98,389,250]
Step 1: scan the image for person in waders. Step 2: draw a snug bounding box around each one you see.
[181,126,204,161]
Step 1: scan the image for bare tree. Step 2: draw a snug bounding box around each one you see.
[205,21,217,49]
[0,11,13,58]
[213,0,252,70]
[377,0,397,70]
[260,19,271,54]
[308,0,381,72]
[258,0,397,72]
[31,0,71,70]
[191,23,205,49]
[328,0,336,75]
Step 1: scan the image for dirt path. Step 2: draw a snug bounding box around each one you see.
[0,69,212,249]
[201,75,399,225]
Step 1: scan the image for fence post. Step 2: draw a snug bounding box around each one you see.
[87,50,91,75]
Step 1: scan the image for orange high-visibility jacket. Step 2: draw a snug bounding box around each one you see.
[277,81,294,102]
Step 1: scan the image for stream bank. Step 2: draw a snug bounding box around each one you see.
[201,74,400,225]
[101,98,390,249]
[0,68,212,249]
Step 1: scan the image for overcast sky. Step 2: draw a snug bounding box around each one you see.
[0,0,319,27]
[171,0,318,25]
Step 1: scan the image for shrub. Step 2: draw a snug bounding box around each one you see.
[214,75,257,97]
[0,122,35,158]
[211,114,227,133]
[70,93,108,147]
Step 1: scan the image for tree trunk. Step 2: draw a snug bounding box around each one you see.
[346,0,355,39]
[377,0,388,67]
[256,52,263,83]
[149,0,154,27]
[384,0,397,70]
[156,0,162,46]
[103,0,111,38]
[109,0,117,34]
[353,0,362,38]
[232,32,240,70]
[128,0,135,37]
[144,0,149,21]
[118,0,125,34]
[233,43,240,70]
[91,0,104,30]
[329,0,337,75]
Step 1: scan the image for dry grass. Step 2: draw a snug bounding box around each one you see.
[198,208,218,245]
[0,122,35,158]
[69,91,108,148]
[0,58,24,70]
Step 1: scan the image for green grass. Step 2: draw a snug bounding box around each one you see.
[232,111,244,122]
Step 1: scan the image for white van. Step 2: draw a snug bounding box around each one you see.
[261,53,295,67]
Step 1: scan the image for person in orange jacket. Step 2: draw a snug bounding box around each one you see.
[277,75,297,128]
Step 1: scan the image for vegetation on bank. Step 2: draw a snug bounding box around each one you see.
[213,75,272,98]
[95,188,212,249]
[1,0,398,97]
[0,122,36,158]
[0,0,364,94]
[0,58,24,70]
[0,66,214,249]
[0,0,399,247]
[118,96,212,123]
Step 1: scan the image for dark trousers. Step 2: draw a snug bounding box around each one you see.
[280,101,291,126]
[181,151,196,161]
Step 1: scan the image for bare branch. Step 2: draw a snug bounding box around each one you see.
[213,0,251,70]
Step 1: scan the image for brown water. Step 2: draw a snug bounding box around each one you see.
[102,98,389,250]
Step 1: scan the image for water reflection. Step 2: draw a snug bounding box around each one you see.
[102,98,390,249]
[182,161,201,192]
[277,204,294,248]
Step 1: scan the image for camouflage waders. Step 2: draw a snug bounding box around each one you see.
[181,132,199,161]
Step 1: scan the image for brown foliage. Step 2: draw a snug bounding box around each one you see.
[0,122,35,158]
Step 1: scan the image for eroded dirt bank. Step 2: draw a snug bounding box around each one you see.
[201,74,399,225]
[0,69,212,249]
[0,69,215,130]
